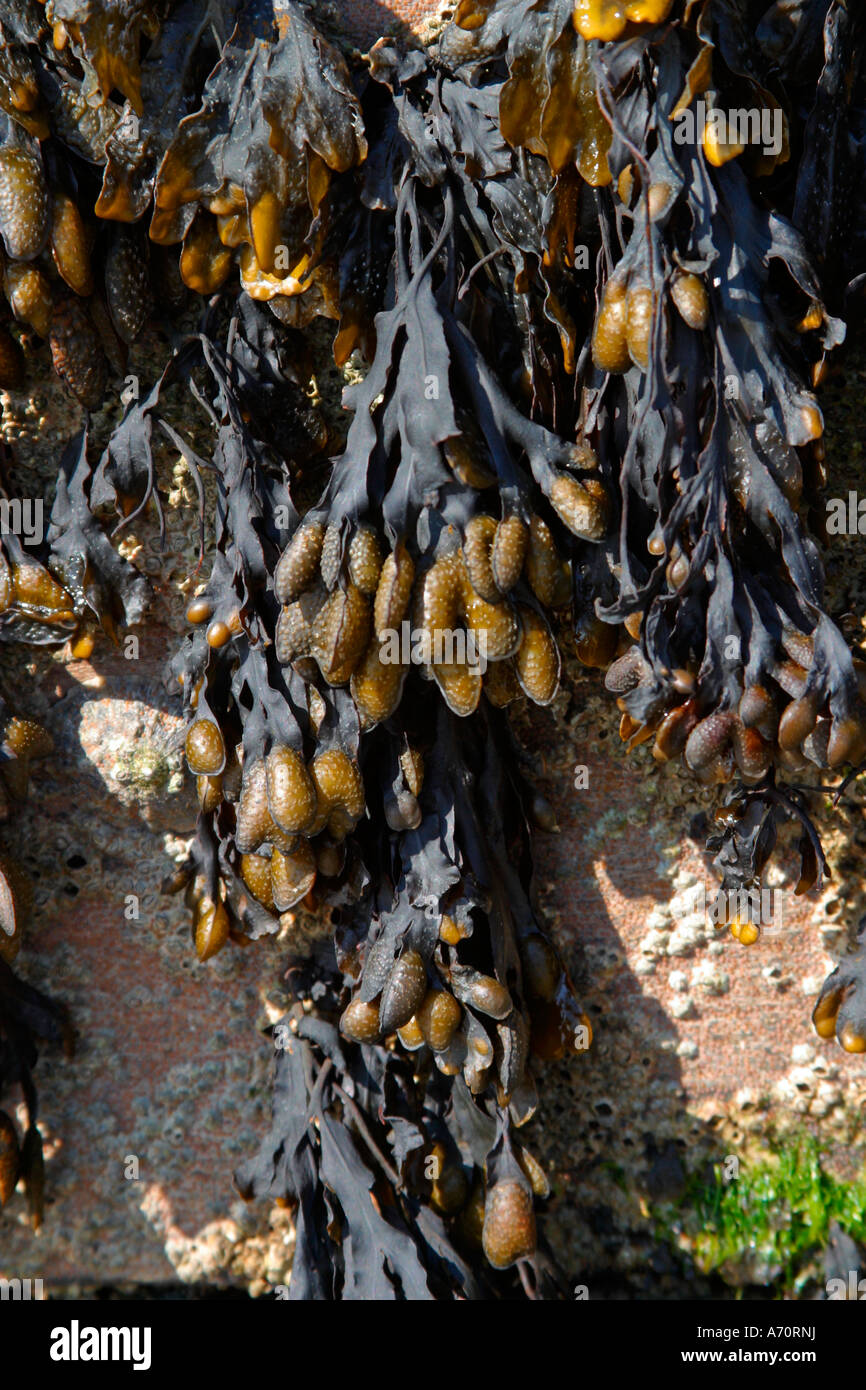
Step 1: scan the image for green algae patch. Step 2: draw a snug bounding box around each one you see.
[656,1134,866,1294]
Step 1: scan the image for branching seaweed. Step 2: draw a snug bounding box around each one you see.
[0,0,865,1296]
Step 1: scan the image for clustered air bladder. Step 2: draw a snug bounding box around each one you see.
[0,0,865,1295]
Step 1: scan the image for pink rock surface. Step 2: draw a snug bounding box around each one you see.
[0,636,286,1288]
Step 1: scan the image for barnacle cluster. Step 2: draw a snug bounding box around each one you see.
[0,0,865,1296]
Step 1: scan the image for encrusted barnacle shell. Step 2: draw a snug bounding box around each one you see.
[482,1178,536,1269]
[0,145,49,260]
[462,514,499,603]
[348,525,384,594]
[591,275,630,372]
[416,988,462,1052]
[265,746,317,833]
[549,474,608,540]
[310,582,371,684]
[185,719,226,776]
[350,638,406,727]
[270,839,316,911]
[374,540,415,637]
[379,949,427,1033]
[4,260,52,337]
[340,996,382,1043]
[194,896,230,961]
[274,521,326,604]
[491,515,528,594]
[514,606,559,705]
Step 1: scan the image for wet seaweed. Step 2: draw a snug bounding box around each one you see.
[0,0,865,1296]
